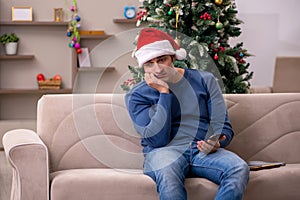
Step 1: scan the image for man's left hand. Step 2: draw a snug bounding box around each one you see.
[197,135,226,154]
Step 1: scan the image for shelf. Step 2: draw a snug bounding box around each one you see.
[80,34,112,39]
[0,55,34,60]
[0,21,68,26]
[113,18,137,23]
[0,88,72,94]
[78,67,115,72]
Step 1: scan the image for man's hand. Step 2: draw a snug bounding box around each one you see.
[144,73,169,93]
[197,135,226,154]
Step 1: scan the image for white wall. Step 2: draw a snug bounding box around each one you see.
[1,0,299,89]
[234,0,300,87]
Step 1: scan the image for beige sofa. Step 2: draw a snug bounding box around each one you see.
[3,93,300,200]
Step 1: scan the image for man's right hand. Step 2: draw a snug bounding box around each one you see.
[144,73,169,93]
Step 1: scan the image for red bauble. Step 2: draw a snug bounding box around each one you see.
[214,54,219,60]
[76,48,82,54]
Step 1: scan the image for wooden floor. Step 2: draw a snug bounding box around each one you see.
[0,150,12,200]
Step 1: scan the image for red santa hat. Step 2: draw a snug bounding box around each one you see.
[134,28,187,67]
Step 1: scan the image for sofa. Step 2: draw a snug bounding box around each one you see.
[3,93,300,200]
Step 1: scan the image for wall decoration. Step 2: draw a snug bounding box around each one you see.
[54,8,63,22]
[67,0,82,54]
[12,6,33,21]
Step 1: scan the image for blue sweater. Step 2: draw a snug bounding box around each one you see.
[125,69,233,154]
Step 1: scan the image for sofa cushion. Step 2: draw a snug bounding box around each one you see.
[50,164,300,200]
[50,169,219,200]
[244,164,300,200]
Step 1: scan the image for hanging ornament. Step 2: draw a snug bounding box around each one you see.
[76,48,82,54]
[75,15,81,22]
[214,54,219,60]
[67,31,72,37]
[215,18,223,29]
[214,0,223,6]
[219,46,226,52]
[174,38,181,46]
[74,43,80,49]
[67,0,81,54]
[173,5,180,46]
[168,10,173,15]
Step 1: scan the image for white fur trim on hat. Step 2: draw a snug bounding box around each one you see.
[135,40,186,67]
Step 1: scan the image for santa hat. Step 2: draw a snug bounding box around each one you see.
[134,28,187,67]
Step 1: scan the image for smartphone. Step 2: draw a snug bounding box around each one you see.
[206,134,224,142]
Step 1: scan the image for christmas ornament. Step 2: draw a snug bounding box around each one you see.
[215,0,223,6]
[174,38,181,46]
[173,5,181,46]
[67,0,81,54]
[200,12,211,20]
[214,54,219,60]
[215,21,223,29]
[168,10,173,15]
[219,46,226,51]
[136,10,147,21]
[75,15,81,22]
[74,43,80,49]
[76,48,82,54]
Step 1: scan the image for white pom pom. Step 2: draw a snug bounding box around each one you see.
[175,48,187,60]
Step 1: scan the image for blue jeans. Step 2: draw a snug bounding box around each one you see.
[143,144,249,200]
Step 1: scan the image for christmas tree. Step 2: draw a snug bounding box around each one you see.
[121,0,253,94]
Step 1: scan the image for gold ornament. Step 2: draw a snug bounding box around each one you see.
[215,21,223,29]
[215,0,223,6]
[173,5,180,46]
[174,38,181,46]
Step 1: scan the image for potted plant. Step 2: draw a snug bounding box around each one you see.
[0,33,19,55]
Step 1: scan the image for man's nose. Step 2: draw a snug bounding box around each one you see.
[153,62,163,73]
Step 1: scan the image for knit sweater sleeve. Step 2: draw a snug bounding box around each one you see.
[125,87,173,148]
[202,72,234,147]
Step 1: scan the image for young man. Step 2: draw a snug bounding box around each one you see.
[125,28,249,200]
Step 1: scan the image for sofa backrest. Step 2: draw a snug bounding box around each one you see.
[37,93,300,173]
[225,93,300,164]
[37,94,144,173]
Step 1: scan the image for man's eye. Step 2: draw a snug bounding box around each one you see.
[158,57,166,63]
[144,63,153,67]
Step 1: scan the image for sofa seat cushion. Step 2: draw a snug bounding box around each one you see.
[245,164,300,200]
[50,168,158,200]
[50,164,300,200]
[50,168,219,200]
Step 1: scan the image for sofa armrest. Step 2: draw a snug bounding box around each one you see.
[3,129,49,200]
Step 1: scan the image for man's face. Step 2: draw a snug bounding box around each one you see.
[143,55,176,83]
